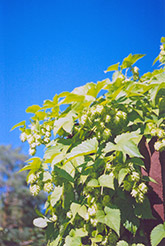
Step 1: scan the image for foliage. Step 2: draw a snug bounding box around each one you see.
[13,38,165,245]
[0,145,46,246]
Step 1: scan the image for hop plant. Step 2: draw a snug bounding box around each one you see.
[138,183,148,194]
[103,128,112,141]
[27,173,37,184]
[29,147,36,156]
[20,132,27,142]
[122,180,133,192]
[30,184,40,196]
[154,140,163,151]
[43,182,53,193]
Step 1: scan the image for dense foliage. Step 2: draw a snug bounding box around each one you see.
[0,145,46,246]
[13,38,165,245]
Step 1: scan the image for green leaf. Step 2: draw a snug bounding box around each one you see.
[53,114,75,136]
[33,217,48,228]
[142,176,157,184]
[19,165,32,172]
[35,111,47,120]
[115,196,139,235]
[48,235,61,246]
[150,223,165,246]
[104,62,120,73]
[11,120,26,131]
[59,93,85,105]
[66,138,98,162]
[91,234,103,243]
[27,157,42,171]
[74,228,88,237]
[53,166,74,183]
[50,186,63,207]
[19,157,42,172]
[134,197,154,219]
[116,241,129,246]
[44,146,61,160]
[26,104,41,113]
[70,203,81,219]
[118,168,129,186]
[103,142,117,153]
[161,37,165,43]
[51,153,66,166]
[153,56,159,66]
[96,210,105,224]
[65,235,82,246]
[121,54,145,69]
[87,179,99,187]
[115,131,142,158]
[78,205,89,220]
[104,206,121,236]
[98,174,114,189]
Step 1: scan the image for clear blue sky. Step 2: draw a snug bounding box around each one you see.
[0,0,164,155]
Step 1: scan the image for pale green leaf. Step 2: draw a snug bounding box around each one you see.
[70,203,81,219]
[74,228,88,237]
[150,223,165,246]
[104,206,121,236]
[60,93,85,105]
[87,179,99,187]
[116,241,129,246]
[11,120,26,131]
[98,174,114,189]
[121,54,145,69]
[114,131,142,158]
[66,138,98,162]
[44,146,61,160]
[118,168,129,186]
[26,105,41,113]
[33,217,48,228]
[50,186,63,207]
[62,161,75,178]
[51,153,66,167]
[96,210,105,224]
[103,142,117,153]
[104,62,120,73]
[78,205,89,220]
[65,235,82,246]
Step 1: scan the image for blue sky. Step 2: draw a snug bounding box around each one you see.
[0,0,164,155]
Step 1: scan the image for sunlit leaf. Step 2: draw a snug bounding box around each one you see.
[104,206,121,236]
[99,174,114,189]
[11,120,26,131]
[150,223,165,246]
[104,62,120,73]
[121,54,145,69]
[26,104,41,113]
[50,186,63,207]
[66,138,98,162]
[118,168,129,186]
[33,217,48,228]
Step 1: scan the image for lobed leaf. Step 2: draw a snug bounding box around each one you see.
[150,223,165,246]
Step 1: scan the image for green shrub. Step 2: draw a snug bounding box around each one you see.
[13,37,165,245]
